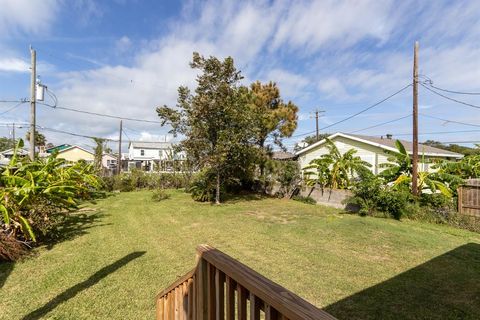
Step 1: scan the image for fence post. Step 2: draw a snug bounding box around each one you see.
[458,187,463,214]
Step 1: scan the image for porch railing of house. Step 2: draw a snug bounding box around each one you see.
[156,245,336,320]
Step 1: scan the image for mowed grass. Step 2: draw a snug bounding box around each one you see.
[1,190,479,320]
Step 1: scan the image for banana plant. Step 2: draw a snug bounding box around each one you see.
[1,139,102,242]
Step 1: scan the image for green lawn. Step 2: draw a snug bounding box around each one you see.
[1,190,479,320]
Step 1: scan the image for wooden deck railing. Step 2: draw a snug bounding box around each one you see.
[156,245,336,320]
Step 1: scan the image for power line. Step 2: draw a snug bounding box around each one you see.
[419,113,480,128]
[421,83,480,110]
[37,125,120,142]
[320,84,412,130]
[0,101,28,116]
[38,102,164,124]
[423,81,480,95]
[388,129,480,136]
[349,114,412,133]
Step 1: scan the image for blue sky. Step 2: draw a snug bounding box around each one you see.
[1,0,480,152]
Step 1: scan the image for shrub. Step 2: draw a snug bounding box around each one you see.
[292,195,316,205]
[102,171,193,192]
[376,189,411,220]
[0,140,103,248]
[151,189,170,202]
[189,169,218,202]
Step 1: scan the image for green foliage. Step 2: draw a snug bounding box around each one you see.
[292,195,316,205]
[0,136,16,151]
[0,139,103,249]
[303,139,371,189]
[151,189,170,202]
[25,129,46,147]
[157,52,258,204]
[102,170,191,192]
[189,169,218,202]
[423,140,480,156]
[265,160,300,197]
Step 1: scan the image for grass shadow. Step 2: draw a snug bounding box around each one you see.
[21,251,146,320]
[222,192,273,204]
[0,261,14,289]
[325,243,480,319]
[43,210,111,250]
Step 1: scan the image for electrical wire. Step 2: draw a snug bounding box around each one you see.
[419,113,480,128]
[0,101,28,116]
[36,125,120,142]
[421,83,480,109]
[38,102,164,124]
[320,84,412,130]
[349,114,412,133]
[422,79,480,95]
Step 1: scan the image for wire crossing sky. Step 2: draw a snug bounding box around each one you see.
[1,0,480,150]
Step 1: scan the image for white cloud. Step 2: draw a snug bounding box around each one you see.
[115,36,132,52]
[0,0,59,36]
[0,57,30,73]
[272,0,395,53]
[265,69,309,99]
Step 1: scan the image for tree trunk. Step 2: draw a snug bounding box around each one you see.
[215,170,221,204]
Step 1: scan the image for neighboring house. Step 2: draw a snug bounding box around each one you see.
[295,132,463,174]
[102,154,118,169]
[271,151,297,161]
[46,144,95,163]
[127,141,186,171]
[0,148,28,166]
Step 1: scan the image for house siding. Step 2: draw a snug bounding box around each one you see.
[57,147,94,162]
[298,136,447,174]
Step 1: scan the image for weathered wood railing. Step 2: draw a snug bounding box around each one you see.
[156,245,336,320]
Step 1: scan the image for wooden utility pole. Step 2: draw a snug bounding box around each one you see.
[117,120,122,174]
[12,123,15,149]
[412,41,419,196]
[29,46,36,161]
[314,110,325,141]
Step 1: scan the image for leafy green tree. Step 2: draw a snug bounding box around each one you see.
[25,129,46,148]
[157,53,255,204]
[0,136,16,151]
[248,81,298,174]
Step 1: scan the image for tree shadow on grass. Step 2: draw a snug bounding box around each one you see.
[222,192,273,203]
[43,210,111,250]
[0,262,14,289]
[324,243,480,320]
[21,251,146,320]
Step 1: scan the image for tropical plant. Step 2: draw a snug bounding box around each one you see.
[380,140,453,196]
[303,139,371,189]
[0,140,102,243]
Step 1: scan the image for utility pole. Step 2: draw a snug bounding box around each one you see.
[29,46,36,161]
[12,123,15,149]
[117,120,122,174]
[313,109,325,141]
[412,41,419,196]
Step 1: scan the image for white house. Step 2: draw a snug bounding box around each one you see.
[102,154,118,170]
[127,141,185,171]
[295,132,463,174]
[0,148,29,166]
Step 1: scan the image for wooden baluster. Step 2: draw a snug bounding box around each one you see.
[250,293,260,320]
[187,278,194,320]
[265,304,280,320]
[157,297,164,320]
[215,269,225,319]
[197,259,208,320]
[207,263,216,320]
[237,284,247,320]
[225,276,235,320]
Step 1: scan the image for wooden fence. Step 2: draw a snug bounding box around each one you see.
[458,179,480,217]
[156,245,336,320]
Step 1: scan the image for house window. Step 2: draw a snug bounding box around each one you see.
[141,149,145,156]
